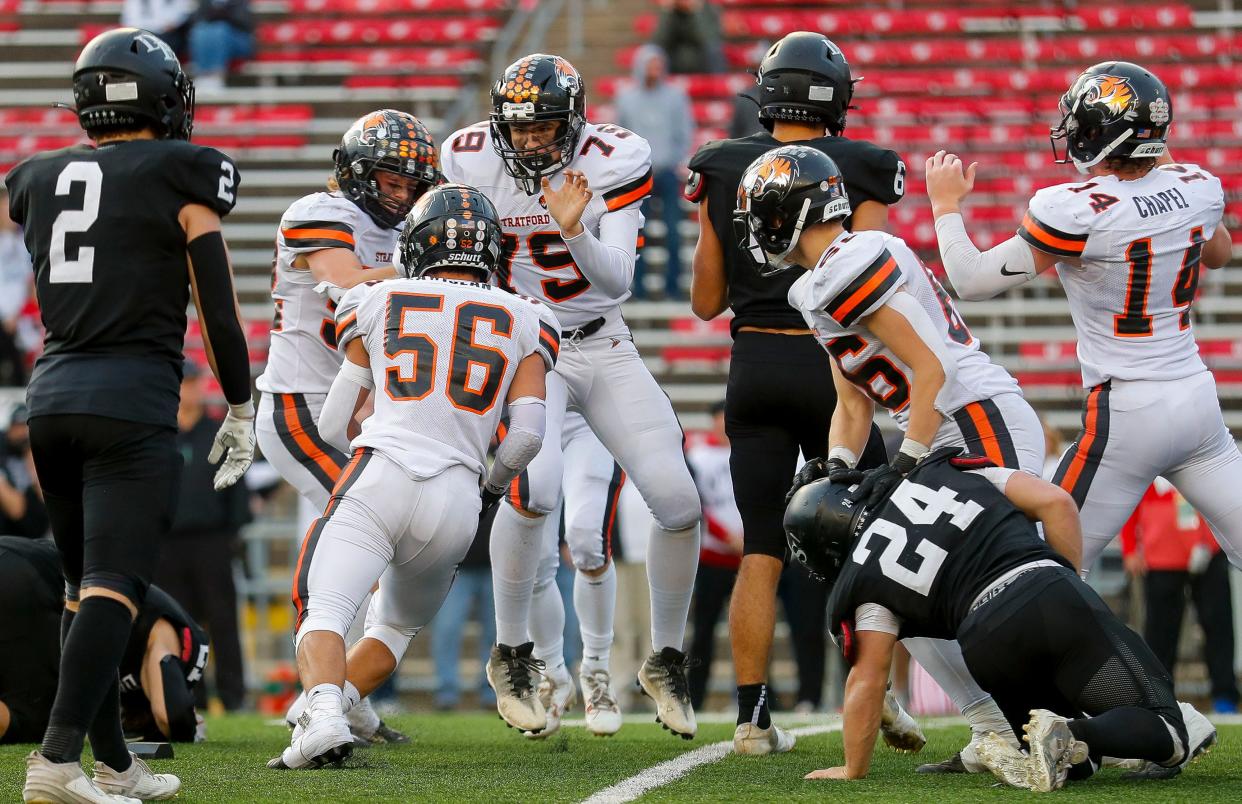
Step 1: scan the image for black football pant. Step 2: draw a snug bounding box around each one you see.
[1142,552,1240,706]
[0,544,61,743]
[961,567,1187,770]
[687,563,736,710]
[725,331,887,559]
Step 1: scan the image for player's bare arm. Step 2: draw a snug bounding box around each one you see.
[925,151,1064,301]
[850,199,889,233]
[827,360,875,461]
[690,195,729,320]
[806,628,896,780]
[997,471,1083,571]
[301,247,395,288]
[1203,224,1233,269]
[860,298,949,451]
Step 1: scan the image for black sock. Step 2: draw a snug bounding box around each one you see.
[736,683,771,729]
[41,597,135,764]
[88,675,132,772]
[1068,706,1177,764]
[60,606,75,648]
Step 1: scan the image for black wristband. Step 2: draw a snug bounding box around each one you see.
[187,230,251,406]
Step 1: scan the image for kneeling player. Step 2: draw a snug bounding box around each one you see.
[786,449,1216,790]
[271,184,559,769]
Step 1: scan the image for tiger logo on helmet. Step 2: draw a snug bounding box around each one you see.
[740,153,798,203]
[1078,74,1139,124]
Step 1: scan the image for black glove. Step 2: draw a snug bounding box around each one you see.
[826,457,865,486]
[847,451,918,508]
[481,485,504,517]
[786,457,829,504]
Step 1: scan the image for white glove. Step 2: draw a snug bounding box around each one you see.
[209,400,256,491]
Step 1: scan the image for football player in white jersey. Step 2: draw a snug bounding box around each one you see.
[925,61,1242,573]
[442,54,702,738]
[255,110,439,511]
[270,184,559,770]
[739,145,1051,770]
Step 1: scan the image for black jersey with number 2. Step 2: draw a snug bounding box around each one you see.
[686,131,905,335]
[827,449,1072,648]
[5,138,238,428]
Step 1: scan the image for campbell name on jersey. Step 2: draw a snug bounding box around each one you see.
[827,449,1070,650]
[5,138,237,428]
[256,191,399,396]
[1018,164,1225,387]
[335,277,560,479]
[441,121,652,328]
[789,230,1019,428]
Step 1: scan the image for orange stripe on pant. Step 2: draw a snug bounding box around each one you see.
[964,402,1006,466]
[1058,387,1101,495]
[281,394,345,484]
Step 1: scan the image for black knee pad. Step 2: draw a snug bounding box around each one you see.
[159,656,198,742]
[80,570,148,610]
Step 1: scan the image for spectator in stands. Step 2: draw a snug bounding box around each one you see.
[617,45,693,299]
[0,405,47,539]
[651,0,725,75]
[1040,414,1065,481]
[122,0,195,57]
[0,189,30,387]
[153,360,249,710]
[430,506,497,711]
[686,401,742,709]
[188,0,256,92]
[1121,478,1241,714]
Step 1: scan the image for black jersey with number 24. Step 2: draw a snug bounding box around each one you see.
[5,139,238,428]
[827,449,1071,647]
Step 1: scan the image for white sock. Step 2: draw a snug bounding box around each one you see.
[347,694,381,737]
[343,680,361,713]
[575,563,616,672]
[903,637,1001,727]
[285,691,307,725]
[962,697,1019,747]
[490,504,546,646]
[307,683,343,714]
[530,561,566,676]
[646,524,699,652]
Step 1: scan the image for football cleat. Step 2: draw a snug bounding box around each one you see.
[368,721,411,744]
[486,642,547,735]
[733,723,796,755]
[23,751,140,804]
[267,709,354,770]
[1121,701,1216,780]
[915,752,968,774]
[637,647,697,740]
[880,689,926,753]
[580,668,622,737]
[973,732,1032,789]
[1023,709,1090,792]
[526,664,576,740]
[92,754,180,801]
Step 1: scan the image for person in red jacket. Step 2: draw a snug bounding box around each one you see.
[1121,478,1240,713]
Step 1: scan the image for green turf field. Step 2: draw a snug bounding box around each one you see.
[1,714,1238,802]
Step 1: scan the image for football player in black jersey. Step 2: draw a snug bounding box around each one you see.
[786,450,1217,790]
[5,27,253,803]
[0,539,209,747]
[683,31,901,755]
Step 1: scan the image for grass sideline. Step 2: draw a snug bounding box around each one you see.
[0,714,1238,802]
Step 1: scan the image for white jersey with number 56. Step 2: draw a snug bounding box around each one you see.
[1017,163,1225,388]
[335,277,561,479]
[440,121,651,328]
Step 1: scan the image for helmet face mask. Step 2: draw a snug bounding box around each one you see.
[489,54,586,195]
[396,184,503,283]
[1048,62,1171,174]
[734,146,852,277]
[334,110,440,230]
[72,28,196,141]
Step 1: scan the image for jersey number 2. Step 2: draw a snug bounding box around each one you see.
[50,162,102,284]
[385,293,513,414]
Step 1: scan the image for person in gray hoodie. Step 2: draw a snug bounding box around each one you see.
[617,45,694,299]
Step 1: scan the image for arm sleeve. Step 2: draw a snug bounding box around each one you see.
[318,358,373,454]
[854,603,902,636]
[187,231,251,406]
[485,397,546,493]
[934,214,1037,301]
[562,206,642,297]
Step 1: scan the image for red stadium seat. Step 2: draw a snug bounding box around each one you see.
[257,17,499,46]
[253,46,480,71]
[287,0,507,12]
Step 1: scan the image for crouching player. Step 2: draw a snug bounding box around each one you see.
[270,184,560,769]
[785,449,1216,791]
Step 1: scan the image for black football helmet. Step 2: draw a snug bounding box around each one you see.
[734,145,851,276]
[334,109,440,230]
[784,478,867,587]
[72,27,195,140]
[396,183,502,282]
[754,32,857,136]
[1050,61,1171,173]
[489,53,587,195]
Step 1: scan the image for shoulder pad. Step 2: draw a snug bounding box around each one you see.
[1017,183,1091,258]
[687,138,727,173]
[805,231,904,327]
[281,193,359,253]
[524,297,562,369]
[577,124,653,212]
[441,122,492,184]
[334,281,377,347]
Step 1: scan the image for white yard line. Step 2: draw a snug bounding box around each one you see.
[579,721,842,804]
